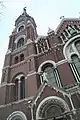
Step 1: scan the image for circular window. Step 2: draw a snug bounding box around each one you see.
[7,111,27,120]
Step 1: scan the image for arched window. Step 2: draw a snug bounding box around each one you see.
[42,63,58,86]
[71,55,80,75]
[75,40,80,54]
[20,54,24,61]
[14,74,25,101]
[17,38,24,48]
[18,25,24,32]
[14,56,19,64]
[15,79,18,100]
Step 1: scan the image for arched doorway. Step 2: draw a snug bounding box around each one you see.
[36,96,70,120]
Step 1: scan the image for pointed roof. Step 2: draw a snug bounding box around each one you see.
[15,7,36,27]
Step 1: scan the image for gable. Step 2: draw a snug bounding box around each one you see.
[55,18,80,35]
[33,83,64,107]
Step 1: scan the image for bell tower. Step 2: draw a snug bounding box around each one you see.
[1,8,38,103]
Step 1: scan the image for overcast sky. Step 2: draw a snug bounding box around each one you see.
[0,0,80,82]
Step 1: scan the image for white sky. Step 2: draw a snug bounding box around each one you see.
[0,0,80,82]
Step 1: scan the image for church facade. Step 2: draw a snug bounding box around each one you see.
[0,9,80,120]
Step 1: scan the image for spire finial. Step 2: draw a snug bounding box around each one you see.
[23,7,27,15]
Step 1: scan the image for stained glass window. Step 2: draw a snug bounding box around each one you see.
[42,64,58,86]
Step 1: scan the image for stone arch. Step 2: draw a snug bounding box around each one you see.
[38,60,56,73]
[27,20,35,30]
[63,34,80,60]
[7,111,27,120]
[38,60,61,87]
[12,72,25,83]
[14,35,26,49]
[11,73,25,101]
[17,24,25,32]
[36,96,70,120]
[15,35,26,44]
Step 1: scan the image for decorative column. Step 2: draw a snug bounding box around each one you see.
[69,93,77,118]
[18,79,21,100]
[46,39,49,49]
[63,93,75,120]
[40,45,44,53]
[36,44,39,54]
[39,71,43,84]
[72,25,78,33]
[60,35,65,44]
[63,32,68,40]
[69,63,79,84]
[55,68,62,88]
[65,28,71,37]
[43,42,46,51]
[31,104,34,120]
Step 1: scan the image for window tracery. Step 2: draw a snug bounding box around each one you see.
[68,25,75,34]
[36,38,50,54]
[59,25,80,43]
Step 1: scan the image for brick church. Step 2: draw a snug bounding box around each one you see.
[0,8,80,120]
